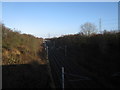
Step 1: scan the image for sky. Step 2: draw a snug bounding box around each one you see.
[2,2,118,38]
[1,0,120,2]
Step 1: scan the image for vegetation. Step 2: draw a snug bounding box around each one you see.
[2,24,46,65]
[49,31,120,79]
[80,22,97,35]
[2,24,52,89]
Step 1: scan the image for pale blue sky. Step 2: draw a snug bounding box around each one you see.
[2,2,118,38]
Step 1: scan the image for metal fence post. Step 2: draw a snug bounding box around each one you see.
[65,45,67,56]
[62,67,64,90]
[46,46,48,60]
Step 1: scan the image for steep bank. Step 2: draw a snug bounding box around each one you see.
[1,24,53,88]
[2,24,46,65]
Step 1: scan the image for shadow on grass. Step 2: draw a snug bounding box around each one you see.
[2,61,51,88]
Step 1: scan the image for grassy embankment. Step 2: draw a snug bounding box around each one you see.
[49,31,120,87]
[1,24,52,88]
[2,24,46,65]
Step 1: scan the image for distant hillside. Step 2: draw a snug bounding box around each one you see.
[49,31,120,77]
[2,24,46,65]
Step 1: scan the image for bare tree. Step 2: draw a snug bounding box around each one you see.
[80,22,97,36]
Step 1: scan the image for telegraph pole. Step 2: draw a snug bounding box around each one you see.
[99,18,102,32]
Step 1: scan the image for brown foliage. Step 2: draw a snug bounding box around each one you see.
[2,24,46,65]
